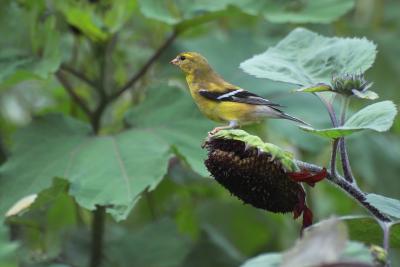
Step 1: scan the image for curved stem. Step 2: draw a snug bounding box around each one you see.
[314,93,338,127]
[295,160,391,222]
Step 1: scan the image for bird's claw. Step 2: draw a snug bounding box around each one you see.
[208,127,225,136]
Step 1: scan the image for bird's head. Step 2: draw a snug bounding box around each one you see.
[170,52,211,74]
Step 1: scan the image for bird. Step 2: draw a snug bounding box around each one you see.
[170,52,309,134]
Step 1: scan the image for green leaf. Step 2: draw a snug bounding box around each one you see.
[240,28,377,87]
[366,194,400,219]
[341,216,400,248]
[299,101,397,138]
[262,0,355,24]
[0,2,61,87]
[138,0,354,26]
[106,218,192,267]
[0,114,172,221]
[54,2,109,42]
[125,86,214,176]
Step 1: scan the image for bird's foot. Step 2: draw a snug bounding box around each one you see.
[208,121,239,136]
[208,127,226,136]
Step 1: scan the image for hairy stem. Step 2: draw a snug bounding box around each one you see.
[339,96,355,183]
[90,206,106,267]
[295,161,391,222]
[330,139,339,177]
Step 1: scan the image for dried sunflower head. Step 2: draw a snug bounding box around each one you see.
[203,130,326,229]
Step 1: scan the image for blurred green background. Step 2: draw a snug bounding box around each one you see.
[0,0,399,266]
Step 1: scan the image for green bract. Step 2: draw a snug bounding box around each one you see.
[297,73,379,100]
[212,129,298,172]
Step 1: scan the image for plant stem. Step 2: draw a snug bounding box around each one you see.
[338,96,355,183]
[314,93,338,127]
[110,30,179,100]
[330,139,339,177]
[295,160,391,222]
[90,206,106,267]
[56,71,92,117]
[60,64,98,88]
[0,135,7,164]
[381,221,391,251]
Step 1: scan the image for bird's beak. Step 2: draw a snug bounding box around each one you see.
[170,57,179,65]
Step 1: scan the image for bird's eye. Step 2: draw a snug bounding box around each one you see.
[179,55,186,61]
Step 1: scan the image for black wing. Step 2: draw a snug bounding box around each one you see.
[198,88,283,107]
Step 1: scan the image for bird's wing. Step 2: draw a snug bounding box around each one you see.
[198,88,283,107]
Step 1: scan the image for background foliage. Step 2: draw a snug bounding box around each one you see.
[0,0,399,266]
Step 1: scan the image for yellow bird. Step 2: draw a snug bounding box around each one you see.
[170,52,308,134]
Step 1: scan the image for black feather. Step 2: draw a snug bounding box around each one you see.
[198,89,283,107]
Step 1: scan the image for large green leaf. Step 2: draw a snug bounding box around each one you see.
[0,86,212,221]
[240,28,377,87]
[0,2,61,87]
[261,0,355,24]
[299,101,397,138]
[138,0,354,27]
[125,86,214,176]
[366,194,400,219]
[0,114,171,221]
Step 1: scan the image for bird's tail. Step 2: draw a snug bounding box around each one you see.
[279,112,310,126]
